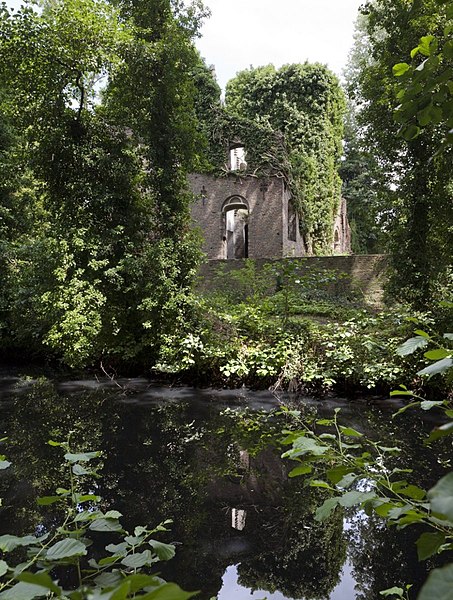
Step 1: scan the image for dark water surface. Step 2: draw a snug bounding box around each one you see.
[0,371,450,599]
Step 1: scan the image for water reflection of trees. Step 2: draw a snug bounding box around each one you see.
[236,491,346,599]
[3,381,447,600]
[326,402,451,600]
[2,381,349,599]
[345,511,451,600]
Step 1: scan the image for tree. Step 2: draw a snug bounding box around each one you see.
[339,106,389,254]
[346,0,453,308]
[0,0,206,367]
[393,1,453,148]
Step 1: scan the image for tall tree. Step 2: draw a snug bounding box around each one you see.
[0,0,206,367]
[346,0,453,307]
[339,106,389,254]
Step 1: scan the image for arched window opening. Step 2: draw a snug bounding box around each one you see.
[229,143,247,171]
[222,196,249,259]
[288,199,297,241]
[334,229,341,252]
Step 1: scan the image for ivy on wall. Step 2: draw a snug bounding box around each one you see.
[205,109,290,178]
[194,60,346,255]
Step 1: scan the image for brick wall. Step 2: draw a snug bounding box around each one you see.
[190,173,305,260]
[197,255,388,307]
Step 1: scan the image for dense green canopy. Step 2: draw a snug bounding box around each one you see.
[0,0,206,367]
[345,0,453,307]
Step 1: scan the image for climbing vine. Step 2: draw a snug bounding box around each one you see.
[191,60,290,177]
[223,63,346,254]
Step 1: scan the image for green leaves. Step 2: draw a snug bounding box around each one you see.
[396,335,429,356]
[426,422,453,444]
[0,581,53,600]
[121,550,154,569]
[46,538,87,560]
[393,63,411,77]
[64,451,101,463]
[338,426,363,437]
[326,466,356,485]
[418,35,436,57]
[315,491,376,521]
[424,349,451,360]
[393,26,453,150]
[416,532,446,560]
[427,472,453,521]
[0,561,8,577]
[417,564,453,600]
[0,432,197,600]
[16,573,61,596]
[37,495,62,506]
[281,435,328,459]
[420,400,444,410]
[288,464,312,478]
[395,330,452,380]
[417,358,453,378]
[401,124,421,140]
[315,497,339,522]
[0,453,11,470]
[0,535,38,553]
[224,62,345,253]
[380,588,405,598]
[148,540,176,562]
[89,518,123,533]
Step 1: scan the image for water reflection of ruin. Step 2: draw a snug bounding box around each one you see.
[186,444,347,600]
[4,385,442,600]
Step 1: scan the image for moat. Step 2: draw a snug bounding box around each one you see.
[0,373,450,599]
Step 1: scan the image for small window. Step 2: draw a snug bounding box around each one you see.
[288,200,297,241]
[229,145,247,171]
[334,229,341,252]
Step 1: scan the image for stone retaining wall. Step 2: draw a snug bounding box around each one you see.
[197,255,388,307]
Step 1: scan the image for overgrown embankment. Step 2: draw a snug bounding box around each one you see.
[157,258,452,397]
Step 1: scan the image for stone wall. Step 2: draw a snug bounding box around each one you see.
[189,173,305,259]
[197,255,388,307]
[333,197,351,254]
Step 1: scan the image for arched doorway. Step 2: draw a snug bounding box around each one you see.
[222,196,249,259]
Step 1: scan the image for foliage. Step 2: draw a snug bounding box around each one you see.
[224,63,345,254]
[0,438,195,599]
[280,332,453,600]
[339,105,389,254]
[2,377,366,600]
[347,0,453,308]
[154,259,452,394]
[198,107,290,179]
[0,0,125,126]
[393,0,453,148]
[0,0,206,368]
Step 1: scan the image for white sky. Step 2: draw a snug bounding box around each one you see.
[197,0,364,90]
[5,0,363,91]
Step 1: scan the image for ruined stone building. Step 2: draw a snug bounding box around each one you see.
[189,60,352,260]
[189,142,351,260]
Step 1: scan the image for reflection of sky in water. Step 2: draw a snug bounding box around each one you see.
[218,562,357,600]
[3,379,444,599]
